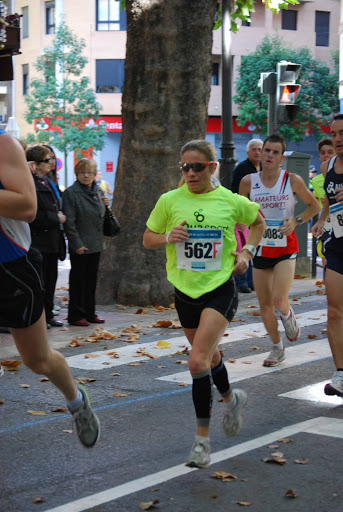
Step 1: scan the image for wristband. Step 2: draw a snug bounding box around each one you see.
[166,232,171,244]
[242,244,256,258]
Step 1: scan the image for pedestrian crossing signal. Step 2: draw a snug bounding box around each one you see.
[276,61,301,124]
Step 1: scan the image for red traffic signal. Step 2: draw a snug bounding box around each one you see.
[279,84,301,104]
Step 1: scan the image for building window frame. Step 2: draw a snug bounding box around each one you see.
[22,6,29,39]
[281,9,297,31]
[315,11,330,47]
[23,64,29,95]
[96,0,126,31]
[96,59,125,93]
[45,1,55,35]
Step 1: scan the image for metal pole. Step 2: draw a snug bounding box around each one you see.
[268,92,276,135]
[219,0,236,189]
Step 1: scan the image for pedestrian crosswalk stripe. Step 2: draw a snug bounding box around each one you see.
[280,381,343,405]
[42,416,343,512]
[66,309,327,370]
[157,338,331,384]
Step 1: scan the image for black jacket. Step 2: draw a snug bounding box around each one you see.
[230,158,259,194]
[29,174,61,253]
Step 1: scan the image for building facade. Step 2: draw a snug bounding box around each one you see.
[3,0,340,187]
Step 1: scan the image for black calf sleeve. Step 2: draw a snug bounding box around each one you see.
[191,369,213,427]
[211,357,231,398]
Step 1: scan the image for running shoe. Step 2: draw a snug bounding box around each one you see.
[263,345,285,367]
[70,384,100,448]
[185,436,210,468]
[324,371,343,397]
[222,388,248,437]
[280,307,300,341]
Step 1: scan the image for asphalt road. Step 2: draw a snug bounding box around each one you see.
[1,280,342,512]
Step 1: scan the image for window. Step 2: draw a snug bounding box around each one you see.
[315,11,330,47]
[46,1,55,34]
[22,6,29,38]
[211,63,219,86]
[96,0,127,31]
[23,64,29,95]
[281,9,297,31]
[96,60,125,93]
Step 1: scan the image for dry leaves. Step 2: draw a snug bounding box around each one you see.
[263,457,286,465]
[27,410,46,416]
[284,489,297,498]
[278,438,293,443]
[155,340,171,349]
[307,334,317,339]
[32,497,45,504]
[237,502,251,507]
[212,471,237,482]
[139,499,159,510]
[19,384,30,388]
[75,377,97,384]
[114,392,128,397]
[294,458,308,465]
[0,359,22,371]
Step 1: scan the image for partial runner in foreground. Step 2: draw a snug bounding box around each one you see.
[312,114,343,397]
[0,130,100,448]
[143,139,265,469]
[240,134,320,368]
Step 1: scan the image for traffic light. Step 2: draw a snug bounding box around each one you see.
[276,61,301,124]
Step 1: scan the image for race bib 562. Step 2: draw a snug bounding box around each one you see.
[176,228,223,271]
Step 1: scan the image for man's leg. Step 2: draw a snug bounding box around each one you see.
[272,259,300,342]
[253,266,285,367]
[324,269,343,396]
[11,312,100,447]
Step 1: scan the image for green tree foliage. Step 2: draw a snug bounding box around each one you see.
[24,22,106,185]
[214,0,299,32]
[234,36,339,141]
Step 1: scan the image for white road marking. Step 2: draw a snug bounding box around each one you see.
[66,309,327,370]
[280,381,343,405]
[157,338,331,384]
[43,416,343,512]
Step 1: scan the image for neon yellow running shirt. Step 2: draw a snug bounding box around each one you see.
[146,184,260,298]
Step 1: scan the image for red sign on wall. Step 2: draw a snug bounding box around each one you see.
[106,161,114,172]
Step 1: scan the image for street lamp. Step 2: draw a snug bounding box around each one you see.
[219,0,237,189]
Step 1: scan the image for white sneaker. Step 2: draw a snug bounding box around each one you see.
[185,436,210,468]
[223,388,248,437]
[324,371,343,397]
[280,307,300,341]
[263,345,285,367]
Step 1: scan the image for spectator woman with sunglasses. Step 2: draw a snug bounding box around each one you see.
[143,140,265,468]
[26,145,66,328]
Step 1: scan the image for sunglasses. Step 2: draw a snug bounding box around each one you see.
[39,157,52,163]
[179,162,214,173]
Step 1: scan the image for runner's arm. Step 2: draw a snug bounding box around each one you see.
[143,221,189,249]
[238,174,252,198]
[232,211,265,274]
[0,134,37,222]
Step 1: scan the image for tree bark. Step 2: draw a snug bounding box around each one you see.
[97,0,217,306]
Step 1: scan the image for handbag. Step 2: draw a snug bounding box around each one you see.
[103,206,121,237]
[58,229,66,261]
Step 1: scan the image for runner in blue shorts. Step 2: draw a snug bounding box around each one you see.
[0,129,99,447]
[143,140,265,468]
[312,114,343,397]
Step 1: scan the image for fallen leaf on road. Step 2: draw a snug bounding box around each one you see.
[117,304,127,309]
[155,340,171,349]
[237,502,251,506]
[127,363,141,366]
[114,392,128,397]
[271,451,284,458]
[27,410,46,416]
[307,334,317,339]
[32,497,45,504]
[212,471,237,482]
[75,377,97,384]
[315,280,324,286]
[242,361,253,364]
[84,354,99,358]
[52,408,67,413]
[69,339,83,347]
[152,320,173,328]
[63,429,73,434]
[175,360,188,365]
[111,372,121,376]
[263,457,286,465]
[252,312,261,316]
[156,366,166,368]
[0,400,4,405]
[294,458,308,464]
[38,377,50,382]
[0,359,22,371]
[178,382,188,387]
[226,358,236,363]
[247,305,258,308]
[250,346,262,350]
[19,384,30,388]
[278,438,293,443]
[106,352,119,358]
[268,444,279,449]
[139,499,160,510]
[135,308,149,314]
[284,489,297,498]
[154,304,170,311]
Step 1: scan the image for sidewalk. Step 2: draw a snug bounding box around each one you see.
[0,257,326,359]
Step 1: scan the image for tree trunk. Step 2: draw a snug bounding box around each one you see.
[97,0,217,306]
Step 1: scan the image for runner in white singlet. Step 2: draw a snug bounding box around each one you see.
[240,134,320,368]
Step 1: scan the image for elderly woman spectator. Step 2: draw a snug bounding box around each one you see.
[62,158,109,326]
[26,145,66,328]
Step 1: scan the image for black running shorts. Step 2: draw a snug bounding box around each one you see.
[174,277,238,329]
[0,248,45,328]
[253,252,298,270]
